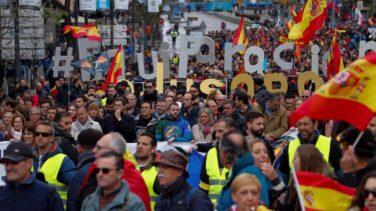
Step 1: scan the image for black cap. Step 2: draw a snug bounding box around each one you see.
[337,127,376,158]
[0,142,35,162]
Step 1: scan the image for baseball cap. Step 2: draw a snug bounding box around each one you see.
[0,142,35,163]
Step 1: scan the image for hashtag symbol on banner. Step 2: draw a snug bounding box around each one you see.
[52,47,74,78]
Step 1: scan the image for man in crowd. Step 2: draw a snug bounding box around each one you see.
[33,121,76,205]
[103,97,136,142]
[199,118,235,204]
[102,85,118,107]
[126,93,140,116]
[80,132,151,211]
[135,101,159,136]
[40,99,51,120]
[54,112,79,165]
[29,107,41,126]
[136,133,159,210]
[253,93,288,142]
[254,78,269,106]
[217,130,269,210]
[46,106,58,122]
[75,95,87,108]
[233,90,252,117]
[206,99,220,120]
[301,89,312,101]
[71,105,102,140]
[221,100,246,133]
[67,128,103,211]
[337,127,376,188]
[155,150,212,210]
[0,142,64,210]
[245,111,275,163]
[278,116,342,183]
[153,97,167,120]
[141,80,158,103]
[156,102,192,143]
[283,93,296,117]
[81,151,145,210]
[182,92,200,127]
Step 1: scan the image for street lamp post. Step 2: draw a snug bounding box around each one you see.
[14,0,20,83]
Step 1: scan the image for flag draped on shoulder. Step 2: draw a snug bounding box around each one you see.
[296,171,356,211]
[290,52,376,130]
[327,35,344,80]
[288,0,327,44]
[63,24,102,42]
[102,45,123,90]
[233,16,248,54]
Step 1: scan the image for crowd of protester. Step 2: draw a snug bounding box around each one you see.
[0,17,376,211]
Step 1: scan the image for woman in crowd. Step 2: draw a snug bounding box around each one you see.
[67,104,77,122]
[192,108,214,143]
[4,115,25,141]
[87,101,104,128]
[2,112,14,134]
[21,122,36,147]
[349,171,376,211]
[249,139,285,208]
[286,145,331,211]
[230,173,272,211]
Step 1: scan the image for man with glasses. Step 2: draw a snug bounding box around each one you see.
[81,151,146,210]
[80,132,151,211]
[33,121,76,206]
[0,142,64,211]
[301,89,312,101]
[141,80,158,104]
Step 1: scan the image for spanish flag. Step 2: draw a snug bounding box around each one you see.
[327,35,344,80]
[289,5,297,18]
[290,52,376,130]
[232,16,248,54]
[288,0,327,44]
[63,24,102,42]
[102,45,123,91]
[294,44,301,63]
[286,18,293,31]
[296,171,356,211]
[279,34,288,44]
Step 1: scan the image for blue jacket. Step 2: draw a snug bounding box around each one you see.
[0,173,64,211]
[67,151,95,211]
[155,176,212,211]
[81,181,146,211]
[33,143,76,185]
[155,116,192,142]
[216,152,269,211]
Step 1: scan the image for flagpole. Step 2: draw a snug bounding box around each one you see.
[291,166,306,211]
[352,131,365,148]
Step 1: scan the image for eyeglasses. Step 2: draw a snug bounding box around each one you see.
[365,189,376,198]
[35,132,52,137]
[94,167,119,174]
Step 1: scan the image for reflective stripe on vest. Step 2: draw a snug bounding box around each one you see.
[39,153,68,205]
[206,147,229,203]
[141,165,158,211]
[288,135,331,170]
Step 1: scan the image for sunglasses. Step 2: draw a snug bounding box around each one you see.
[35,132,52,137]
[94,167,118,174]
[365,189,376,198]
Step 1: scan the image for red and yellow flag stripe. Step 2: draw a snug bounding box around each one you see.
[63,24,102,42]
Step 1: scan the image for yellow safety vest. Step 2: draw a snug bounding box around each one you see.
[288,135,331,170]
[39,153,68,206]
[141,165,158,211]
[101,97,107,106]
[200,147,229,203]
[172,56,179,65]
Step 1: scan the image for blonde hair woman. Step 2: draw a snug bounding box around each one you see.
[230,173,272,211]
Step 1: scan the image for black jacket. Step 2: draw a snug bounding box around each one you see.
[103,113,137,142]
[155,176,212,211]
[54,123,80,165]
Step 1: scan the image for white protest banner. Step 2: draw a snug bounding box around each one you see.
[127,141,192,154]
[0,141,10,186]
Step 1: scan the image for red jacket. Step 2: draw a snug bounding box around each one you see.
[82,160,151,211]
